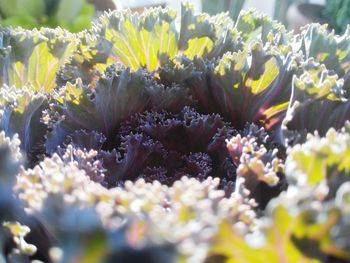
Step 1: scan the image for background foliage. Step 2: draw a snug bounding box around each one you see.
[0,0,95,32]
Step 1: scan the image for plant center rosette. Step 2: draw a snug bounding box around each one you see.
[44,56,293,209]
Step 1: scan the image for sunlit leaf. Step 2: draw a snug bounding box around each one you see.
[0,27,78,93]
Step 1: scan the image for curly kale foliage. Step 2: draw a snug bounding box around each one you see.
[323,0,350,34]
[282,24,350,143]
[294,24,350,86]
[281,61,347,144]
[45,65,193,151]
[0,27,78,93]
[205,125,350,263]
[286,123,350,198]
[0,86,48,166]
[0,4,349,263]
[227,124,286,208]
[57,3,242,87]
[158,45,344,143]
[45,60,294,202]
[56,106,235,188]
[0,133,53,262]
[16,154,258,262]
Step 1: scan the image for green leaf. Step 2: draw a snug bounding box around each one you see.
[281,59,347,142]
[59,3,242,85]
[0,0,44,19]
[285,124,350,192]
[159,43,298,135]
[202,0,245,22]
[92,7,178,71]
[0,0,17,17]
[0,85,48,166]
[323,1,350,34]
[69,3,95,33]
[207,200,346,263]
[0,0,94,31]
[0,27,78,93]
[235,9,292,52]
[46,66,152,152]
[55,0,84,23]
[295,24,350,96]
[0,16,38,29]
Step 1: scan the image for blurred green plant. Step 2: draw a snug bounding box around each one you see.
[273,0,295,26]
[323,0,350,34]
[0,0,95,32]
[202,0,245,21]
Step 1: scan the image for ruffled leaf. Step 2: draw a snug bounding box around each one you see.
[227,124,285,208]
[0,132,21,188]
[58,3,242,85]
[54,107,235,188]
[285,124,350,197]
[206,121,350,263]
[207,188,349,263]
[0,27,78,93]
[46,64,195,153]
[159,43,298,136]
[235,9,292,52]
[0,132,51,263]
[3,222,37,257]
[0,86,48,166]
[294,24,350,94]
[281,60,347,143]
[46,66,151,152]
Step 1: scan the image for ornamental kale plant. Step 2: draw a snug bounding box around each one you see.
[1,3,350,263]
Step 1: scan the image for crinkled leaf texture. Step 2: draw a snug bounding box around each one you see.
[281,24,350,142]
[1,7,350,263]
[294,24,350,91]
[286,123,350,198]
[15,153,257,262]
[0,27,78,93]
[0,132,24,261]
[46,64,193,153]
[0,132,53,263]
[158,43,344,141]
[0,85,48,166]
[57,3,242,86]
[46,40,345,194]
[205,126,350,262]
[50,105,236,189]
[158,45,291,133]
[235,9,292,51]
[281,60,348,143]
[227,124,285,208]
[207,198,347,263]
